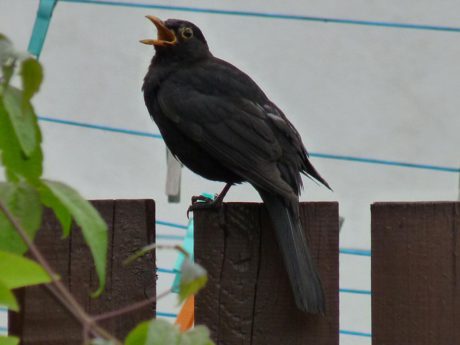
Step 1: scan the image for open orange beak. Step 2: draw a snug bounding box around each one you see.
[140,15,177,46]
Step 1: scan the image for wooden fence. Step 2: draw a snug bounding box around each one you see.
[194,202,339,345]
[372,202,460,345]
[9,200,156,344]
[7,200,460,345]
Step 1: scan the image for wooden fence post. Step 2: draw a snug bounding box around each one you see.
[8,199,156,344]
[372,202,460,344]
[194,202,339,345]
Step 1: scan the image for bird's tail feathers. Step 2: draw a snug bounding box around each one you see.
[259,190,325,314]
[303,159,332,191]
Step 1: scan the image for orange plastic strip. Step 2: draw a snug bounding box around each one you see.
[175,296,195,332]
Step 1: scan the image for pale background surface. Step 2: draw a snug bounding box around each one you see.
[1,0,459,343]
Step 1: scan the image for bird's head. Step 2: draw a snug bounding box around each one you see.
[141,16,210,61]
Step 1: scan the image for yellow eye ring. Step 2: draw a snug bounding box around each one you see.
[182,27,193,39]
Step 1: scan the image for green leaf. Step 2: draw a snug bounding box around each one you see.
[0,35,14,67]
[43,180,107,297]
[125,319,181,345]
[0,34,11,46]
[1,63,14,88]
[0,182,43,254]
[0,250,52,289]
[20,58,43,101]
[0,34,30,67]
[123,243,157,266]
[0,336,20,345]
[0,280,18,311]
[124,320,215,345]
[0,98,43,182]
[2,86,38,156]
[182,326,215,345]
[178,259,208,304]
[0,35,29,88]
[38,182,72,237]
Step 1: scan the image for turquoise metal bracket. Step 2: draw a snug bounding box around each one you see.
[171,192,215,292]
[172,218,194,293]
[28,0,58,58]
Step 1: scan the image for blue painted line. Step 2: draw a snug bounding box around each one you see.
[159,266,372,294]
[160,266,372,296]
[157,234,186,241]
[0,307,6,311]
[156,220,188,230]
[311,152,460,173]
[157,219,372,258]
[156,311,177,318]
[340,248,371,257]
[340,329,372,337]
[0,326,7,333]
[38,116,163,139]
[61,0,460,33]
[157,233,372,259]
[340,288,371,295]
[38,115,459,174]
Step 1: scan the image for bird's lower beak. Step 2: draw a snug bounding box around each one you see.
[140,15,177,46]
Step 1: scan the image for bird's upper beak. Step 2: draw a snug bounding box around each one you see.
[140,16,177,46]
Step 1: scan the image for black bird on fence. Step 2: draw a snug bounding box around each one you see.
[142,16,331,314]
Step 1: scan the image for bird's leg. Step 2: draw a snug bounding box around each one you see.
[187,183,232,217]
[212,182,232,205]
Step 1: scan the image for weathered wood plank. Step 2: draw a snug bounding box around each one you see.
[195,202,339,345]
[14,209,79,344]
[372,202,460,345]
[9,199,156,344]
[108,199,156,334]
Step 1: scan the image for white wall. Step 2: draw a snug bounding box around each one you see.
[1,0,459,343]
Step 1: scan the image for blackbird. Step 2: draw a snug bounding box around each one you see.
[142,16,331,314]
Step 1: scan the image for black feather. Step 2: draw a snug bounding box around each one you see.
[258,190,325,313]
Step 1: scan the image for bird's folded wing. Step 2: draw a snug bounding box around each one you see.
[157,82,295,199]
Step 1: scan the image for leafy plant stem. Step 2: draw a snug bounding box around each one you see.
[43,284,120,343]
[123,243,189,266]
[94,288,171,322]
[0,200,121,344]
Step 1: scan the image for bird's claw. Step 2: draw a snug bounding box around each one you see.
[191,194,215,204]
[187,194,221,219]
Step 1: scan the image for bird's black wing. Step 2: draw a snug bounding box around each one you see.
[157,58,329,197]
[156,59,328,313]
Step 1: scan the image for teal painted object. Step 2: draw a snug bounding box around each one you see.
[172,218,194,293]
[28,0,58,58]
[172,192,215,293]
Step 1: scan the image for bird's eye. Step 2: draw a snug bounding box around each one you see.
[181,27,193,39]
